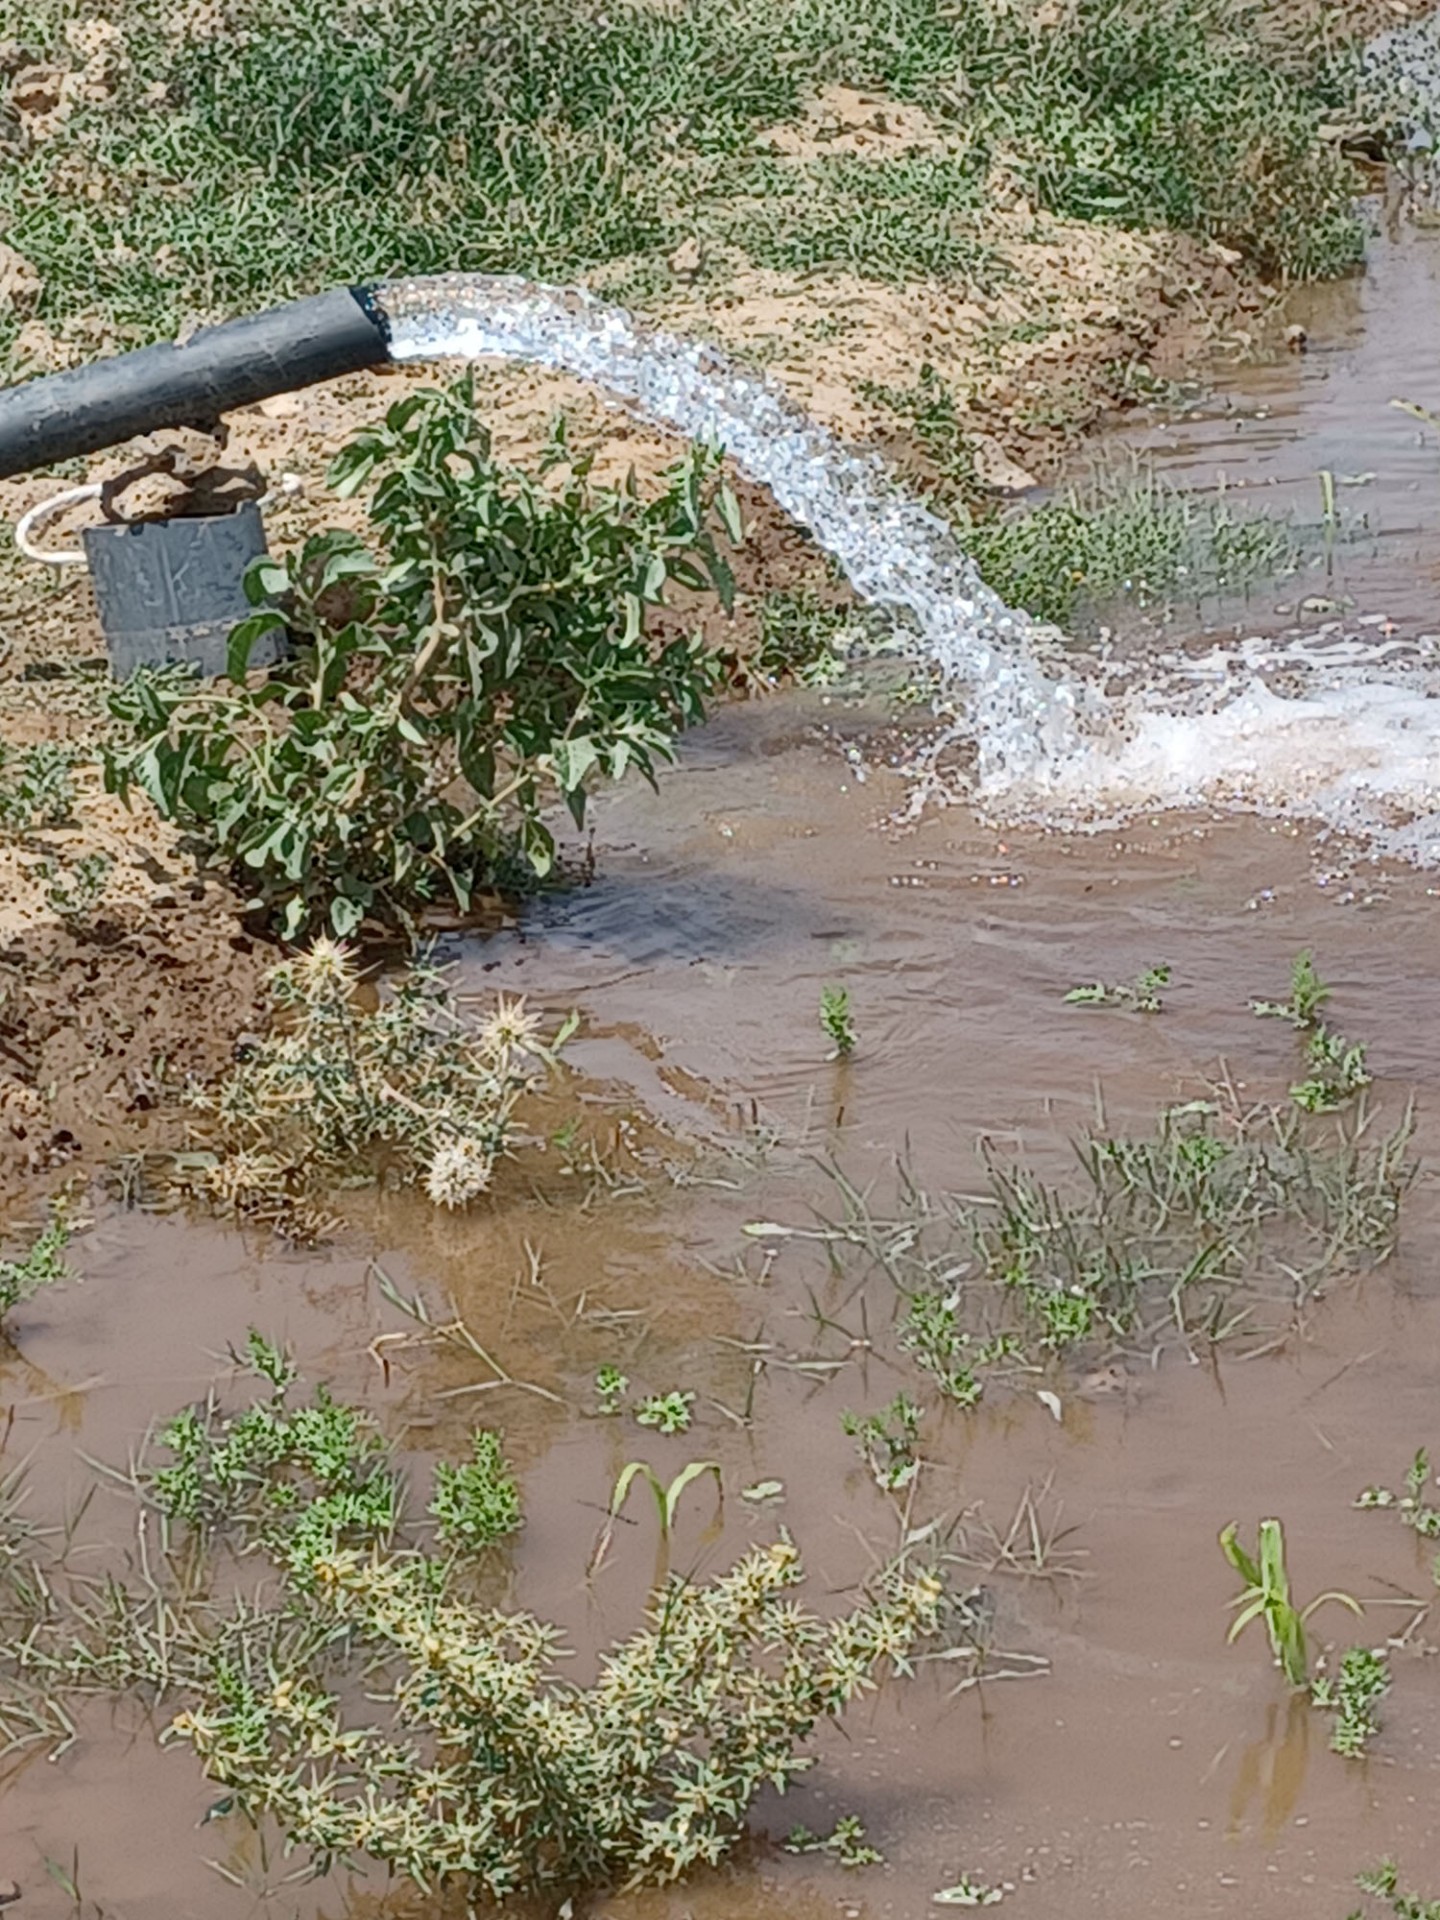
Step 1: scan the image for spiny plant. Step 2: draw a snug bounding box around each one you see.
[843,1393,924,1493]
[820,986,857,1059]
[1065,964,1171,1013]
[193,938,574,1216]
[156,1541,943,1900]
[1311,1646,1390,1759]
[0,1209,75,1323]
[1219,1518,1360,1687]
[105,380,742,940]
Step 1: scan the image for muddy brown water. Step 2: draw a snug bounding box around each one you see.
[9,229,1440,1920]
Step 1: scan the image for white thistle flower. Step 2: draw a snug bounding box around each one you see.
[477,994,543,1060]
[424,1137,494,1209]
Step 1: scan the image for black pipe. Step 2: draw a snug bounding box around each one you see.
[0,286,392,481]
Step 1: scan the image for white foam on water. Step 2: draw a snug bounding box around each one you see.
[375,196,1440,869]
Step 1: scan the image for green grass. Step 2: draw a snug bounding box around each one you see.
[1,0,1384,376]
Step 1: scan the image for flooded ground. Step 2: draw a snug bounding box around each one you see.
[7,206,1440,1920]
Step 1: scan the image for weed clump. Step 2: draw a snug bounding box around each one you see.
[0,1210,74,1324]
[193,938,573,1218]
[12,1345,945,1906]
[809,1095,1413,1404]
[106,381,741,941]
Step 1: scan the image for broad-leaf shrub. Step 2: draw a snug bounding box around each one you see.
[105,378,742,940]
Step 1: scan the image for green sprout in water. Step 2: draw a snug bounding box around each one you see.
[1220,1517,1361,1687]
[785,1815,883,1868]
[594,1365,629,1416]
[842,1393,923,1493]
[1349,1859,1440,1920]
[1064,964,1170,1013]
[635,1390,695,1435]
[1291,1024,1371,1114]
[1312,1646,1390,1758]
[820,985,857,1058]
[1253,951,1332,1029]
[0,1209,75,1322]
[429,1429,521,1555]
[1357,1447,1440,1538]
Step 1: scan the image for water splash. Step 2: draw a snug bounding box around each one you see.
[375,274,1088,794]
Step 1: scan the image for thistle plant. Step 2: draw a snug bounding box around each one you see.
[194,939,574,1213]
[162,1540,945,1900]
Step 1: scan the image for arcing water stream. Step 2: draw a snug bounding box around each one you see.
[376,21,1440,870]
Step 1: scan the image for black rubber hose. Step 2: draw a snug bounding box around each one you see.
[0,286,392,481]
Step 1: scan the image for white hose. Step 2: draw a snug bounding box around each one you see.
[14,484,102,566]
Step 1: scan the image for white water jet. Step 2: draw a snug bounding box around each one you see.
[375,274,1089,795]
[376,104,1440,870]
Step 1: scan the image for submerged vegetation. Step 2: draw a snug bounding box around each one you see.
[782,1091,1414,1408]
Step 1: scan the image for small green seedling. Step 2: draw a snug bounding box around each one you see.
[1064,964,1170,1013]
[932,1878,1008,1907]
[594,1365,629,1416]
[820,985,857,1058]
[0,1210,75,1321]
[784,1815,882,1868]
[428,1429,521,1554]
[843,1393,923,1493]
[1221,1518,1361,1687]
[1252,950,1331,1028]
[588,1457,723,1576]
[1311,1646,1390,1758]
[1291,1024,1371,1113]
[635,1390,695,1435]
[1350,1858,1440,1920]
[1358,1447,1440,1537]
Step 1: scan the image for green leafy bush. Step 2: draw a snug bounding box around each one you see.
[105,379,741,940]
[429,1429,522,1554]
[149,1332,400,1581]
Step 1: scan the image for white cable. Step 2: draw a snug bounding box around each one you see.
[14,483,103,566]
